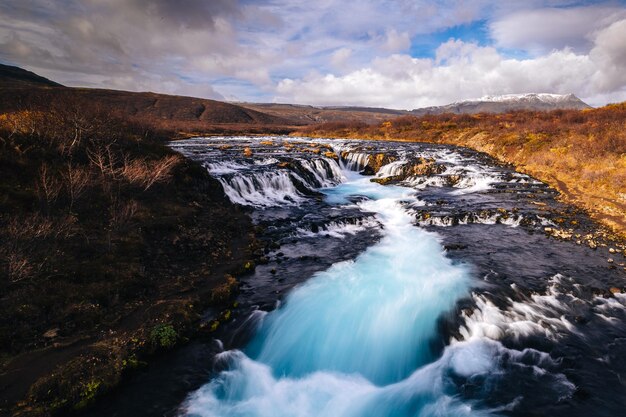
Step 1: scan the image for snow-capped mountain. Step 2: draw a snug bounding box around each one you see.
[411,93,591,115]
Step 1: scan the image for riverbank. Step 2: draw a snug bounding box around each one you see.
[0,105,256,416]
[296,104,626,240]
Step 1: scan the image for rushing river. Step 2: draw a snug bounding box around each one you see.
[86,136,626,417]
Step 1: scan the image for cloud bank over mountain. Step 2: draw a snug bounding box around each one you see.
[1,0,625,107]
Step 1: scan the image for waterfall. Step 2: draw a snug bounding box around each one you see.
[215,157,344,207]
[295,158,346,188]
[218,171,306,207]
[341,152,371,171]
[375,160,407,178]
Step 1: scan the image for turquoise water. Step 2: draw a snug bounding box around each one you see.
[183,172,485,417]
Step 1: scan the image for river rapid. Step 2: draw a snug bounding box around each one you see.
[89,136,626,417]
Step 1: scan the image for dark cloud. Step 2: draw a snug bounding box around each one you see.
[0,0,242,98]
[133,0,240,29]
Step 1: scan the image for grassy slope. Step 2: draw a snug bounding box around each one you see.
[0,98,254,416]
[297,105,626,238]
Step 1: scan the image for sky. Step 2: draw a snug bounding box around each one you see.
[1,0,626,109]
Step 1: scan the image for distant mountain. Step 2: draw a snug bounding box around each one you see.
[240,95,592,124]
[410,93,591,115]
[239,102,406,124]
[0,63,63,88]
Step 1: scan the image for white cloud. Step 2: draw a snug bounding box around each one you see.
[1,1,625,107]
[381,29,411,53]
[0,0,498,99]
[490,5,626,54]
[331,48,354,70]
[275,19,626,109]
[589,19,626,92]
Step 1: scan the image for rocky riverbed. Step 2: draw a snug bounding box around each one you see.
[82,136,625,417]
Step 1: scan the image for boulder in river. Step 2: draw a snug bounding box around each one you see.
[370,156,446,183]
[362,153,397,175]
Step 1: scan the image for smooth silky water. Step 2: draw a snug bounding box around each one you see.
[77,137,626,417]
[145,136,624,417]
[181,165,495,416]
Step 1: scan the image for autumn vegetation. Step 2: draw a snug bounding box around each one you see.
[298,105,626,237]
[2,63,625,414]
[0,97,251,416]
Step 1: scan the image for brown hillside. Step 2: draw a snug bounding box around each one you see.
[239,102,407,125]
[69,88,287,125]
[0,63,294,135]
[0,64,63,88]
[0,87,290,134]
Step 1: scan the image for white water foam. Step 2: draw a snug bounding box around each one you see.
[412,212,527,228]
[295,217,380,239]
[341,152,371,171]
[219,172,306,207]
[375,159,407,178]
[298,158,346,187]
[204,161,250,175]
[254,157,280,166]
[456,275,626,343]
[217,157,344,207]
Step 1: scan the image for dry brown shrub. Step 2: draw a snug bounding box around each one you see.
[1,214,75,283]
[121,154,181,191]
[210,274,238,304]
[62,163,91,212]
[35,163,63,210]
[109,199,139,233]
[0,111,46,139]
[87,144,119,180]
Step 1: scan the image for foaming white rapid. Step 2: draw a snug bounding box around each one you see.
[218,172,306,207]
[375,159,407,178]
[298,158,346,187]
[294,217,380,239]
[341,152,370,170]
[184,342,503,417]
[180,172,499,417]
[217,157,344,207]
[457,274,626,343]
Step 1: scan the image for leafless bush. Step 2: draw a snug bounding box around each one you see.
[2,215,75,282]
[121,154,180,191]
[87,144,117,178]
[109,199,138,232]
[5,215,55,240]
[5,251,35,283]
[62,163,91,212]
[35,164,63,211]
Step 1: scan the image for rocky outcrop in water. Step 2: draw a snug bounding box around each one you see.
[360,153,397,175]
[371,157,447,184]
